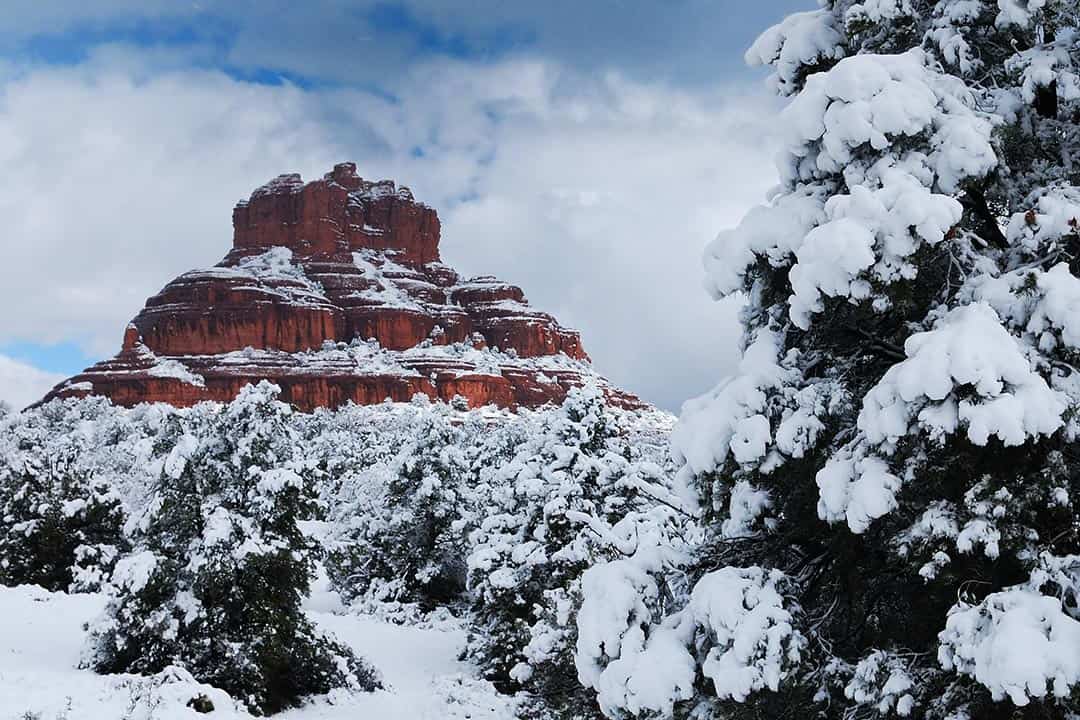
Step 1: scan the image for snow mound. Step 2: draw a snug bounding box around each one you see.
[940,587,1080,706]
[859,302,1065,448]
[0,583,518,720]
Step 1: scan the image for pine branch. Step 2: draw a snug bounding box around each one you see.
[845,325,906,361]
[962,187,1008,249]
[1035,80,1059,119]
[1009,249,1063,273]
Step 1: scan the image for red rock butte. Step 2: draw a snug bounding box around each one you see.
[43,163,642,412]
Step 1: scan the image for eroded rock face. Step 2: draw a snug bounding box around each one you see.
[44,163,641,412]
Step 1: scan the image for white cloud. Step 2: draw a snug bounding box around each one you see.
[0,54,350,355]
[375,63,781,409]
[0,355,64,411]
[0,51,780,410]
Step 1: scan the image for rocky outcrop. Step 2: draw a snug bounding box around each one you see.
[44,163,640,412]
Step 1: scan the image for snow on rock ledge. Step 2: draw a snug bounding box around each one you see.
[41,163,642,412]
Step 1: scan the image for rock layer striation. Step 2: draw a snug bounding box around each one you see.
[44,163,639,411]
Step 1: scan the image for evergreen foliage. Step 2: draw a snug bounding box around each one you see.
[0,450,125,592]
[85,382,377,715]
[467,385,686,718]
[326,409,473,607]
[0,381,676,717]
[577,3,1080,719]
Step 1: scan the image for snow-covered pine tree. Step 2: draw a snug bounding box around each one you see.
[578,2,1080,718]
[0,449,126,592]
[468,385,683,718]
[87,382,377,714]
[326,408,473,607]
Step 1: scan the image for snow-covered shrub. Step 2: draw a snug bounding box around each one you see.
[86,383,378,715]
[1,379,681,717]
[466,385,685,718]
[0,395,175,511]
[0,398,150,593]
[0,451,126,592]
[576,564,803,719]
[600,2,1080,719]
[326,407,474,607]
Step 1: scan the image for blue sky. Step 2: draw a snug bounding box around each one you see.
[0,1,810,410]
[6,2,810,86]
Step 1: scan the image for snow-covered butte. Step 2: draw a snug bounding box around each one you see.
[42,162,641,413]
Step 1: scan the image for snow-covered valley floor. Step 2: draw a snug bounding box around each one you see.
[0,583,517,719]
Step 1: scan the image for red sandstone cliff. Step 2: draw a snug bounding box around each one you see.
[43,163,640,412]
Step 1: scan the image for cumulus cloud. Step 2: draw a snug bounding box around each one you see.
[0,49,780,410]
[0,53,350,355]
[0,355,64,411]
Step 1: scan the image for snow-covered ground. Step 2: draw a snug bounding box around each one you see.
[0,582,517,719]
